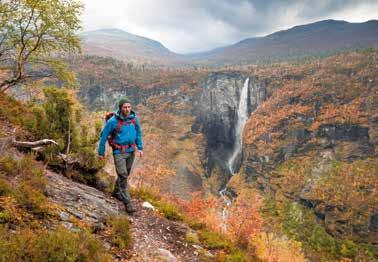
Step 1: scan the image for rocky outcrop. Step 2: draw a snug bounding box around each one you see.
[45,169,203,261]
[77,84,181,111]
[193,72,266,185]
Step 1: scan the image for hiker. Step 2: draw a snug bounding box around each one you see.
[98,97,143,213]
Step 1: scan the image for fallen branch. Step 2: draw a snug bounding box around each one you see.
[12,138,59,148]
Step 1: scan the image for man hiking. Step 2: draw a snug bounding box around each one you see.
[98,97,143,213]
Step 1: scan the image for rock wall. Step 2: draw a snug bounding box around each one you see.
[192,72,266,186]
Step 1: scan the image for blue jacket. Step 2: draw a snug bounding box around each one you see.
[98,110,143,156]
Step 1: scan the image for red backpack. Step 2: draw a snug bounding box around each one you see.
[105,112,137,153]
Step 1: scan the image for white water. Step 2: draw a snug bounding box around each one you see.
[220,77,250,233]
[219,187,232,233]
[227,77,250,175]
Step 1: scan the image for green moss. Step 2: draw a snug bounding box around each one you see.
[198,230,232,250]
[185,230,200,244]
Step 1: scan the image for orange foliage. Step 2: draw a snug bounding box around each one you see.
[310,97,369,130]
[226,190,263,247]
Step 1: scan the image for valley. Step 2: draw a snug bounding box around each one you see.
[1,5,377,260]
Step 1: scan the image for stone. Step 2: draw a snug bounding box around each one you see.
[67,209,84,220]
[61,221,73,230]
[204,251,215,258]
[369,213,378,232]
[142,201,155,211]
[155,248,177,262]
[59,211,70,221]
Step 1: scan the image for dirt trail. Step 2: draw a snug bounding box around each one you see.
[45,170,202,261]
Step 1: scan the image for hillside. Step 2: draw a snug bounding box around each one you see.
[1,46,377,261]
[191,20,378,65]
[73,49,377,261]
[80,20,378,67]
[80,29,185,66]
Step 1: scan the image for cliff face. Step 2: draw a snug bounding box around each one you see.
[192,72,266,186]
[241,51,377,243]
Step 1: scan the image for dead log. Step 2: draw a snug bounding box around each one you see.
[12,138,59,148]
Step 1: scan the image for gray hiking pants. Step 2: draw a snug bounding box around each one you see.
[113,152,135,204]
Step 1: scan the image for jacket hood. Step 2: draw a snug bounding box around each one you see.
[115,109,136,120]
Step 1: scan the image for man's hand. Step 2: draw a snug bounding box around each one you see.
[137,150,143,159]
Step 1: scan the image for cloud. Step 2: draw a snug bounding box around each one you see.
[81,0,378,53]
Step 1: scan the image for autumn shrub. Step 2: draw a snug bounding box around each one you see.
[16,182,50,216]
[226,189,263,248]
[262,196,377,261]
[0,225,112,261]
[223,249,251,262]
[309,159,377,227]
[0,210,12,223]
[155,200,184,221]
[250,232,305,262]
[131,186,159,201]
[0,156,19,176]
[0,174,13,196]
[0,94,36,127]
[107,215,131,249]
[185,230,200,244]
[0,154,52,217]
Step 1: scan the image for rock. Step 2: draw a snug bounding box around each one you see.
[194,72,266,178]
[204,251,215,258]
[142,201,155,211]
[192,244,201,249]
[369,213,378,232]
[92,222,105,232]
[45,170,120,226]
[67,209,85,220]
[61,221,73,230]
[154,248,177,262]
[59,211,70,221]
[316,124,369,142]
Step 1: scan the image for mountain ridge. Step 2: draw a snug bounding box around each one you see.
[80,19,378,66]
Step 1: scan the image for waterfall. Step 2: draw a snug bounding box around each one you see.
[227,77,249,175]
[219,77,250,233]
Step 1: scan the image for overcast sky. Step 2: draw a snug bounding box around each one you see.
[81,0,378,54]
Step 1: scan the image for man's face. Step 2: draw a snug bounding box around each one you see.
[121,102,132,116]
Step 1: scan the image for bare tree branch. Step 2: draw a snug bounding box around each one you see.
[12,138,59,148]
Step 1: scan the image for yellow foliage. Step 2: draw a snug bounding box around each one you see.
[250,232,305,262]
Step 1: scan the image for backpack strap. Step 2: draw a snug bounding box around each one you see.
[107,117,137,152]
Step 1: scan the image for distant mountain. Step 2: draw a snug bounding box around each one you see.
[80,28,184,65]
[190,20,378,65]
[80,20,378,66]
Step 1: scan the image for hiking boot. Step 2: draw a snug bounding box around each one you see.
[111,191,122,201]
[124,202,136,214]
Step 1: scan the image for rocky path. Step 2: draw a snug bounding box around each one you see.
[45,170,202,261]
